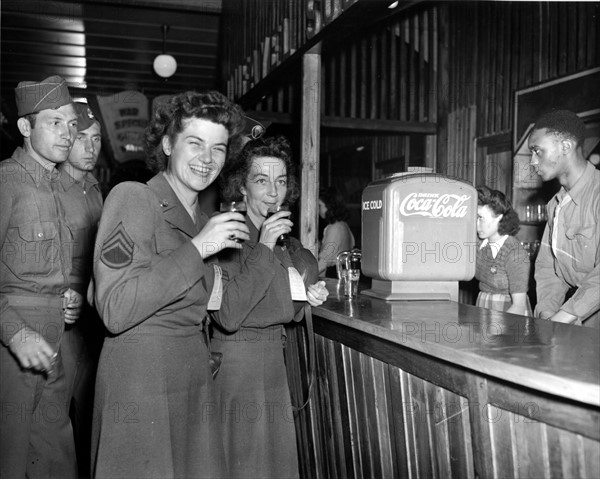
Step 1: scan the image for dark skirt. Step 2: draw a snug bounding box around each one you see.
[92,332,226,479]
[212,326,299,479]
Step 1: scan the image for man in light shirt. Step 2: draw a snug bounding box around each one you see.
[528,109,599,327]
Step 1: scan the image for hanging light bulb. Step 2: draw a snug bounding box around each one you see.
[153,24,177,79]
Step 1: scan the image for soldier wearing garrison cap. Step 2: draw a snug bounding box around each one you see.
[57,101,105,476]
[1,75,81,478]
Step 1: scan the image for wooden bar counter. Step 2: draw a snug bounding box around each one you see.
[285,279,600,479]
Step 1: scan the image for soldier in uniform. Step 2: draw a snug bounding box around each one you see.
[0,75,82,478]
[91,90,279,478]
[57,101,104,476]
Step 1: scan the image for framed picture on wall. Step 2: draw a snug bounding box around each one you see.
[513,67,600,152]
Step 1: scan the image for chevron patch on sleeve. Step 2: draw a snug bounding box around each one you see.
[100,222,135,269]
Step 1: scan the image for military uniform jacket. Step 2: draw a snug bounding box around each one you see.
[0,147,71,346]
[57,169,103,295]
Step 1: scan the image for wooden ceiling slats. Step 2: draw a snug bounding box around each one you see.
[1,1,221,100]
[2,28,86,45]
[2,42,87,57]
[1,13,86,32]
[0,54,87,68]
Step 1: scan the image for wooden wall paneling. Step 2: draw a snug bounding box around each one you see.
[583,434,600,479]
[431,386,453,477]
[566,3,577,74]
[358,353,381,476]
[360,37,368,118]
[418,10,426,122]
[494,5,505,132]
[349,42,357,117]
[487,404,516,478]
[389,24,398,120]
[577,4,587,70]
[400,370,419,478]
[480,3,491,135]
[399,19,408,121]
[339,49,347,117]
[466,376,496,479]
[370,31,378,119]
[489,2,500,134]
[531,2,541,84]
[314,334,336,478]
[404,373,431,477]
[331,337,349,479]
[342,345,363,477]
[409,15,418,121]
[586,3,598,68]
[510,4,520,128]
[429,8,438,123]
[284,324,313,479]
[436,2,449,176]
[510,414,549,478]
[380,28,389,121]
[372,359,395,478]
[388,366,410,478]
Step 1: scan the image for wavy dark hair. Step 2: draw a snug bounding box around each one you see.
[477,186,520,236]
[145,90,245,173]
[320,186,349,224]
[220,135,300,204]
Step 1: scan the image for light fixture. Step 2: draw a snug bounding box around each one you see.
[388,1,399,8]
[153,24,177,79]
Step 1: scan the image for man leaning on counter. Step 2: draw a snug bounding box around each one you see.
[528,109,600,328]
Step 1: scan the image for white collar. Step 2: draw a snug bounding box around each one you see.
[480,235,509,259]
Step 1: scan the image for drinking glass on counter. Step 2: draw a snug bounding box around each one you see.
[336,249,361,298]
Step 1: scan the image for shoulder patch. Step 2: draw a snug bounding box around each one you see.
[100,222,135,269]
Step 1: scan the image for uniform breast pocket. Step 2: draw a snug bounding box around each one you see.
[5,221,61,277]
[566,224,596,273]
[154,230,178,255]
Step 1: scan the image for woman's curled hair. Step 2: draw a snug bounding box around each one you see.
[220,135,300,205]
[477,186,520,236]
[145,90,245,173]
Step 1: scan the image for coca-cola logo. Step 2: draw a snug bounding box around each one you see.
[399,193,470,218]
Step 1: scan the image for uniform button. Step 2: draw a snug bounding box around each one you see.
[160,200,169,207]
[38,233,44,238]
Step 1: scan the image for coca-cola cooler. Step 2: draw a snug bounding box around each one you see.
[361,171,477,301]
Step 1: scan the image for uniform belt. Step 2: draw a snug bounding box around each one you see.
[4,294,64,308]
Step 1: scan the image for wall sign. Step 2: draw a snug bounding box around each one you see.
[96,90,149,163]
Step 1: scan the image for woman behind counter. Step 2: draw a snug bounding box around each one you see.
[475,186,532,316]
[317,186,355,277]
[91,91,252,478]
[213,135,328,479]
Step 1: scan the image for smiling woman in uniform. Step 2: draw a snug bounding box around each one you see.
[91,90,259,479]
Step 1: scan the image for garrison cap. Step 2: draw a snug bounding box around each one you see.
[73,102,100,131]
[15,75,72,117]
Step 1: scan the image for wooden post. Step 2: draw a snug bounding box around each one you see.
[300,50,321,257]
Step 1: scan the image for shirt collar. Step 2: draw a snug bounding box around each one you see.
[565,161,597,206]
[480,235,509,259]
[59,169,99,191]
[11,146,59,187]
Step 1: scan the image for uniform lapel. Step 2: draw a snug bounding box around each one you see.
[147,173,199,238]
